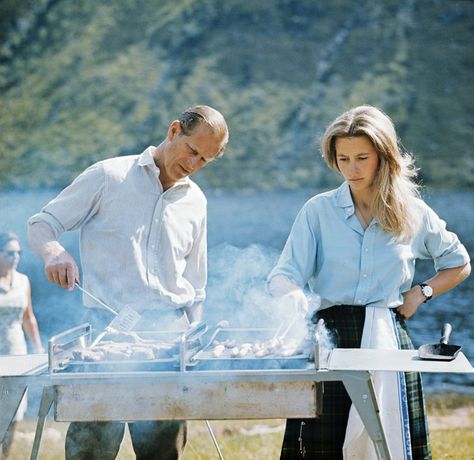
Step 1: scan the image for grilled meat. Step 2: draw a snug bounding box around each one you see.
[212,344,226,357]
[71,348,106,362]
[70,337,178,363]
[209,336,306,359]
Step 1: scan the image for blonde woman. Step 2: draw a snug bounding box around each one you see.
[268,105,470,459]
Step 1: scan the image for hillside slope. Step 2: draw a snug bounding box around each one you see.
[1,0,473,189]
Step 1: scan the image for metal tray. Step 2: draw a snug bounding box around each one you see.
[188,327,313,370]
[49,322,207,373]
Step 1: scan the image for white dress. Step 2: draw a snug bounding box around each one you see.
[0,270,30,420]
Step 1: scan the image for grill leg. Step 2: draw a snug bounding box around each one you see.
[0,378,27,443]
[342,371,392,460]
[205,420,224,460]
[30,386,54,460]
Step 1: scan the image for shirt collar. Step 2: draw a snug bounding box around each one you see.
[138,146,190,187]
[138,146,157,168]
[335,182,355,219]
[336,181,378,230]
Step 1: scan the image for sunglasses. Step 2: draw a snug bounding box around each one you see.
[2,250,22,257]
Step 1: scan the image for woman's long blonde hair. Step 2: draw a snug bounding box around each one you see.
[321,105,420,238]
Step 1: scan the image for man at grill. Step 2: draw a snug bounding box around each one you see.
[268,105,471,459]
[27,105,229,460]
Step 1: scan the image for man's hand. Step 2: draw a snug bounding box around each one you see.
[27,222,80,291]
[44,248,79,290]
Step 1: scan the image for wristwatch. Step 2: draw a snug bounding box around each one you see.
[419,283,433,302]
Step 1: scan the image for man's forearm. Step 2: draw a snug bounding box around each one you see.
[28,221,79,289]
[27,221,65,262]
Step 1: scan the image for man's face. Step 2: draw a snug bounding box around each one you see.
[161,121,223,185]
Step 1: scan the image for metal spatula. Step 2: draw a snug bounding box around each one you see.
[75,283,141,346]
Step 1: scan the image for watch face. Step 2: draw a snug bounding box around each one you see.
[422,285,433,297]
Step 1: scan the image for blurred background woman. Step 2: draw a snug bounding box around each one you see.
[0,231,43,459]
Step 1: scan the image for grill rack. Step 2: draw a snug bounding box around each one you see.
[187,325,315,370]
[48,321,209,373]
[48,321,318,373]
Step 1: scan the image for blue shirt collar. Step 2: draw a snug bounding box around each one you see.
[335,182,355,219]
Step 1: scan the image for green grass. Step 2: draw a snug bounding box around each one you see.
[6,394,474,459]
[7,419,285,459]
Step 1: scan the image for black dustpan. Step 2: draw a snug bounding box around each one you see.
[418,323,462,361]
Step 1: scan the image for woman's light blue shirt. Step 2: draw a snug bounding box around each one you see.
[268,182,470,310]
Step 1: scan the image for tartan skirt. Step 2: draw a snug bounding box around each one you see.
[279,305,431,460]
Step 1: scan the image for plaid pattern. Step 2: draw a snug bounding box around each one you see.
[395,314,432,460]
[279,306,431,460]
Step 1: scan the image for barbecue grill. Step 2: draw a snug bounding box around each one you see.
[1,320,472,460]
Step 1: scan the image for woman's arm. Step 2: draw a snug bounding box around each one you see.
[397,263,471,319]
[22,281,44,353]
[268,274,309,315]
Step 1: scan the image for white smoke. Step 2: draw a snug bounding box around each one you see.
[205,244,281,327]
[314,318,336,350]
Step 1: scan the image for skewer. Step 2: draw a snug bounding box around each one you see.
[89,329,109,348]
[270,322,284,341]
[278,315,299,341]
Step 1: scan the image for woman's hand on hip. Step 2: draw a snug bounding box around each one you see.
[397,287,425,319]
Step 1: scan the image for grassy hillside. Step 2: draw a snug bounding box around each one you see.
[1,0,473,190]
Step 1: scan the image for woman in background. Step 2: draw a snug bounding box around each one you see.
[268,105,470,459]
[0,231,43,459]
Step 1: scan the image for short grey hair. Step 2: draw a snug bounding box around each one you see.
[178,105,229,157]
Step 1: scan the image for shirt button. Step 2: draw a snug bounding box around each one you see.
[365,248,369,252]
[363,274,367,278]
[151,245,155,249]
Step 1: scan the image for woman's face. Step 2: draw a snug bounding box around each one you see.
[0,239,21,271]
[335,135,380,196]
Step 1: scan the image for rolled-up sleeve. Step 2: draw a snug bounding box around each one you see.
[417,204,470,271]
[28,162,105,237]
[267,202,318,288]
